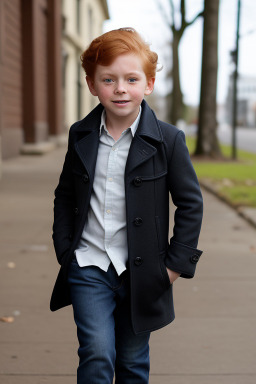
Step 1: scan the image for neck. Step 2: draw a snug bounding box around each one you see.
[105,109,140,135]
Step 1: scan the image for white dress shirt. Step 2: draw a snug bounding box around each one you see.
[75,107,142,275]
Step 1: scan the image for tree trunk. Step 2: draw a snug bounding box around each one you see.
[195,0,221,157]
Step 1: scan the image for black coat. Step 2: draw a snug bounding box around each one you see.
[50,100,203,334]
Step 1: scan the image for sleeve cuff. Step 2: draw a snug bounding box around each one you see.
[165,239,203,278]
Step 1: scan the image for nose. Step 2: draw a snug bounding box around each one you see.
[114,80,127,94]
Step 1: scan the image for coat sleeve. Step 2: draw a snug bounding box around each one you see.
[165,129,203,278]
[52,128,75,264]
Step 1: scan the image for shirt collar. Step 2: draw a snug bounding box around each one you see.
[99,106,142,137]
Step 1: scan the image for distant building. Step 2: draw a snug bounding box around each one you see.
[226,75,256,128]
[62,0,109,130]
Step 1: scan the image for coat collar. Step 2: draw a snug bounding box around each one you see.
[75,103,104,134]
[135,99,163,143]
[73,105,103,179]
[74,99,163,142]
[74,99,163,176]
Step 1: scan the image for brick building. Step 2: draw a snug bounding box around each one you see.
[0,0,109,176]
[0,0,63,161]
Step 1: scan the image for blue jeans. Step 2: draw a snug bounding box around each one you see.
[68,259,150,384]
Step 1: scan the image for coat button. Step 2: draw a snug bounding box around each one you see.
[68,233,73,240]
[82,174,89,183]
[133,177,142,187]
[74,207,79,215]
[134,217,143,226]
[134,256,143,266]
[190,254,200,264]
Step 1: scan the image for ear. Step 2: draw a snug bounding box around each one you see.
[144,77,155,96]
[86,76,98,96]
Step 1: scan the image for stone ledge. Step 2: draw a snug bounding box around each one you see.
[20,141,56,155]
[49,133,68,147]
[237,206,256,229]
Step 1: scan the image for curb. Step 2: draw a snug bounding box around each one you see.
[200,180,256,230]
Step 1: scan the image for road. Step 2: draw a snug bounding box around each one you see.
[183,124,256,153]
[217,124,256,153]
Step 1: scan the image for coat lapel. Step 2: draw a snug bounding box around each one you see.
[73,104,103,178]
[125,135,157,175]
[125,100,163,176]
[75,131,99,179]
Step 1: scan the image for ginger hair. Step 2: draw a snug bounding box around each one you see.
[80,28,158,80]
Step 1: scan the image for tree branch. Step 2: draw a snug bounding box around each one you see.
[180,0,185,28]
[186,10,204,27]
[155,0,172,28]
[156,0,204,38]
[169,0,175,29]
[181,10,204,35]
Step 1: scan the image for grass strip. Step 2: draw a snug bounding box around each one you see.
[186,136,256,208]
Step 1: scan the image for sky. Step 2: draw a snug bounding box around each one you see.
[104,0,256,106]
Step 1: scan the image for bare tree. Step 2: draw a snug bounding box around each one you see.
[157,0,203,125]
[195,0,222,157]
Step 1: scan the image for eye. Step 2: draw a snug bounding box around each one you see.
[104,78,113,83]
[128,78,137,83]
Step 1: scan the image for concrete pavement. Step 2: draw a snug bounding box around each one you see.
[0,147,256,384]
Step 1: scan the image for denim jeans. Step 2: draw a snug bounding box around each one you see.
[68,259,150,384]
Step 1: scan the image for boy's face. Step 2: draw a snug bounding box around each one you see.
[86,53,155,126]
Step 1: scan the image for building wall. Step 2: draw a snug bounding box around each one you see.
[62,0,109,130]
[21,0,63,146]
[0,0,109,175]
[0,0,23,158]
[0,0,63,164]
[22,0,49,143]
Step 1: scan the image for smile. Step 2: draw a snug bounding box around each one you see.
[112,101,130,104]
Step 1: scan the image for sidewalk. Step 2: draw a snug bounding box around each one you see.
[0,147,256,384]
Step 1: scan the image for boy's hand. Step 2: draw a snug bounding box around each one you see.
[166,268,181,284]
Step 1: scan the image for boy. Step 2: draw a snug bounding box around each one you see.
[51,28,203,384]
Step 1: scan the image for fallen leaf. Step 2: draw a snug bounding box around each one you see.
[21,244,49,253]
[222,178,234,187]
[245,179,255,186]
[7,262,16,269]
[0,316,15,323]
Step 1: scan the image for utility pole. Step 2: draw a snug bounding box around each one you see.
[231,0,241,160]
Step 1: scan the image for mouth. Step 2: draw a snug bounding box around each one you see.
[112,100,130,104]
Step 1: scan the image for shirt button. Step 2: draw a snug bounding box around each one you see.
[106,209,111,214]
[108,178,113,182]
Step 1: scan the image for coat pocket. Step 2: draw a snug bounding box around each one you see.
[159,251,171,289]
[155,216,166,253]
